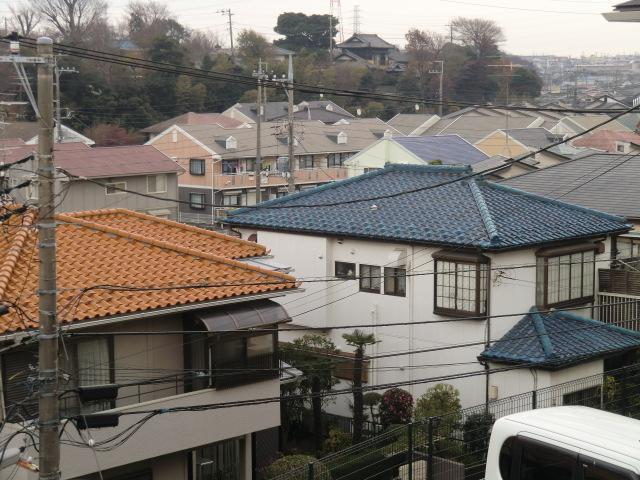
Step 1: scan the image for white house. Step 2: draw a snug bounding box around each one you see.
[224,164,635,411]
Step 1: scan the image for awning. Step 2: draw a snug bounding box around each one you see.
[193,300,291,331]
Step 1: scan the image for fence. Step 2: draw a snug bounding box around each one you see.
[271,363,640,480]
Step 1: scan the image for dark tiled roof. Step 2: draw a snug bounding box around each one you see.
[502,128,564,149]
[141,113,245,134]
[393,135,488,165]
[480,308,640,368]
[501,153,640,220]
[226,164,630,250]
[337,34,396,49]
[233,101,353,123]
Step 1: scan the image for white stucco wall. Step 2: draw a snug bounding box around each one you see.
[344,140,424,177]
[240,229,615,412]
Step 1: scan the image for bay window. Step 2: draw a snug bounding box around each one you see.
[433,251,489,317]
[536,245,596,308]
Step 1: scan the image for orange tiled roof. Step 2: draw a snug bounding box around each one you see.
[65,209,266,259]
[0,208,296,333]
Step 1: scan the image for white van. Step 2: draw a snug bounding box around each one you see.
[484,407,640,479]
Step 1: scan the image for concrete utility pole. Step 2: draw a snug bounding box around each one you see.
[252,61,268,205]
[429,60,444,117]
[217,9,235,60]
[36,36,60,480]
[286,55,295,194]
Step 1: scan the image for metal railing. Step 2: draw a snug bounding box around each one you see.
[596,292,640,330]
[272,363,640,480]
[178,208,228,226]
[212,167,348,189]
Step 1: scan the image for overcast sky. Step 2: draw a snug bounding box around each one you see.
[4,0,637,57]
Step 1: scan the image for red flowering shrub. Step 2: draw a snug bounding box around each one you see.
[379,388,413,425]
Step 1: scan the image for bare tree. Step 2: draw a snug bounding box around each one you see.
[404,29,446,97]
[31,0,108,43]
[451,17,504,58]
[9,3,41,37]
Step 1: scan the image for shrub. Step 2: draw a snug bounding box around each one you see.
[379,388,413,425]
[323,428,352,453]
[415,384,462,420]
[463,411,495,460]
[264,454,330,480]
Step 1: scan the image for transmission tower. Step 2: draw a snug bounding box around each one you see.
[353,5,361,35]
[330,0,345,43]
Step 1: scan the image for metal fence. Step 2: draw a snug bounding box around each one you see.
[271,363,640,480]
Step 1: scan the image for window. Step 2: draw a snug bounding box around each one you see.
[244,158,256,172]
[499,437,515,480]
[520,439,576,480]
[536,246,595,308]
[384,267,406,297]
[193,437,242,480]
[335,261,356,279]
[618,236,640,268]
[223,194,240,206]
[190,158,206,176]
[222,159,238,174]
[360,264,381,293]
[298,155,314,169]
[189,192,206,210]
[434,252,489,317]
[581,456,638,480]
[214,333,276,389]
[105,182,126,195]
[563,386,601,408]
[328,152,353,167]
[147,174,167,194]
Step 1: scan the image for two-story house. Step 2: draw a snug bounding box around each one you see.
[3,143,184,220]
[335,34,398,67]
[221,100,354,124]
[0,207,298,480]
[223,164,634,411]
[343,134,489,177]
[147,118,398,224]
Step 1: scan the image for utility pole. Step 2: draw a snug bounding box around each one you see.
[217,9,235,60]
[429,60,444,117]
[286,55,295,194]
[252,60,268,205]
[53,65,77,143]
[329,12,333,61]
[36,36,60,480]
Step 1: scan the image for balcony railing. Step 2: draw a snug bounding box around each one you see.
[596,292,640,331]
[599,268,640,297]
[178,208,228,226]
[213,167,348,189]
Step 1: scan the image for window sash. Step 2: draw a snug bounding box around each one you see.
[537,250,595,308]
[298,155,314,169]
[190,193,206,210]
[384,267,406,296]
[147,174,167,194]
[223,195,240,206]
[434,260,487,316]
[359,264,381,293]
[105,182,126,195]
[335,261,356,279]
[190,158,206,176]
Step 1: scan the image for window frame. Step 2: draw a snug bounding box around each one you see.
[189,158,206,176]
[536,244,596,309]
[433,251,489,318]
[105,181,127,195]
[146,174,167,194]
[223,194,241,207]
[359,264,382,294]
[298,155,314,169]
[335,261,356,279]
[384,267,406,297]
[189,192,207,210]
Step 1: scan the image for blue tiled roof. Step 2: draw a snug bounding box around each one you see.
[226,164,630,250]
[393,135,488,165]
[480,308,640,368]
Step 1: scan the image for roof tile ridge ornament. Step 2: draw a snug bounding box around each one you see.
[529,307,556,359]
[467,179,500,245]
[0,208,36,299]
[65,208,266,257]
[55,213,297,285]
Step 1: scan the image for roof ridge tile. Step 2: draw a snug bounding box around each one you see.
[56,213,293,283]
[0,208,36,299]
[66,208,266,255]
[530,307,556,358]
[467,179,499,244]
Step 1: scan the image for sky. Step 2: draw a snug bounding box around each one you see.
[3,0,637,57]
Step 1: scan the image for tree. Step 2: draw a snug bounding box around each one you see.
[404,29,446,97]
[274,12,338,51]
[453,60,500,103]
[342,330,377,444]
[451,17,504,59]
[83,123,143,146]
[509,67,543,100]
[237,29,272,69]
[363,392,382,424]
[282,334,338,453]
[379,388,413,426]
[32,0,108,43]
[9,3,41,36]
[415,383,462,420]
[126,1,189,48]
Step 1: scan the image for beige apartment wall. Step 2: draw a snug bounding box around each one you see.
[150,129,214,187]
[475,131,528,157]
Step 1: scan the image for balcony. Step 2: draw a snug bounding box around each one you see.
[596,268,640,330]
[213,167,348,189]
